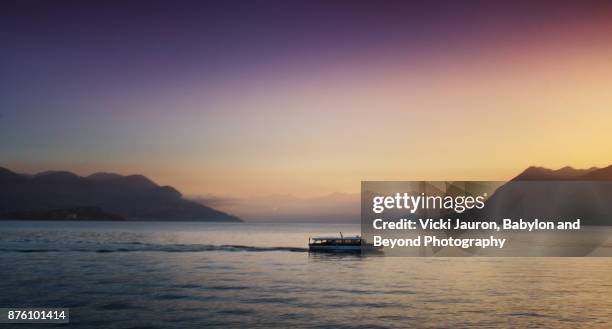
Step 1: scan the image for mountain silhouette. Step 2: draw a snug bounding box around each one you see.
[477,165,612,225]
[580,165,612,180]
[512,166,600,180]
[0,167,241,222]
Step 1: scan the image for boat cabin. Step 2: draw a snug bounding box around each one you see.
[308,236,362,246]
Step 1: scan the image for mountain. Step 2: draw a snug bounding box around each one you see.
[86,172,124,181]
[0,167,241,222]
[581,165,612,180]
[513,166,599,180]
[0,167,27,183]
[473,165,612,225]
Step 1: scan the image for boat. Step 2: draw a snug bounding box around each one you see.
[308,232,383,253]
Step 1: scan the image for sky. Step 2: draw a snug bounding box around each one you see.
[2,1,612,220]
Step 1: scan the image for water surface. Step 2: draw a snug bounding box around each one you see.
[1,221,611,328]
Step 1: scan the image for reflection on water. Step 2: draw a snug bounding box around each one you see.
[1,221,611,328]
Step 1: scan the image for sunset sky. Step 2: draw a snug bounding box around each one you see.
[2,1,612,219]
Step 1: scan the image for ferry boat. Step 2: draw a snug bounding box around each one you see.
[308,233,382,253]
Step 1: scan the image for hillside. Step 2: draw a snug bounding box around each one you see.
[0,167,241,222]
[475,165,612,225]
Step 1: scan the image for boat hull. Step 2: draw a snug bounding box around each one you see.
[308,244,383,253]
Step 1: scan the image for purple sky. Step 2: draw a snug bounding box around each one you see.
[3,1,612,220]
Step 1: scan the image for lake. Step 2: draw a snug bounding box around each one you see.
[1,221,611,328]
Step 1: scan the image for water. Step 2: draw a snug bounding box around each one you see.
[1,221,611,328]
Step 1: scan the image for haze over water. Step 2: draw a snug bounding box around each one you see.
[1,221,611,328]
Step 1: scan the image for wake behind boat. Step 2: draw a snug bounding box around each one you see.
[308,233,383,253]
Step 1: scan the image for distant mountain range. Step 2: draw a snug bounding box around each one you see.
[480,165,612,225]
[2,165,611,223]
[512,165,612,181]
[0,167,241,222]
